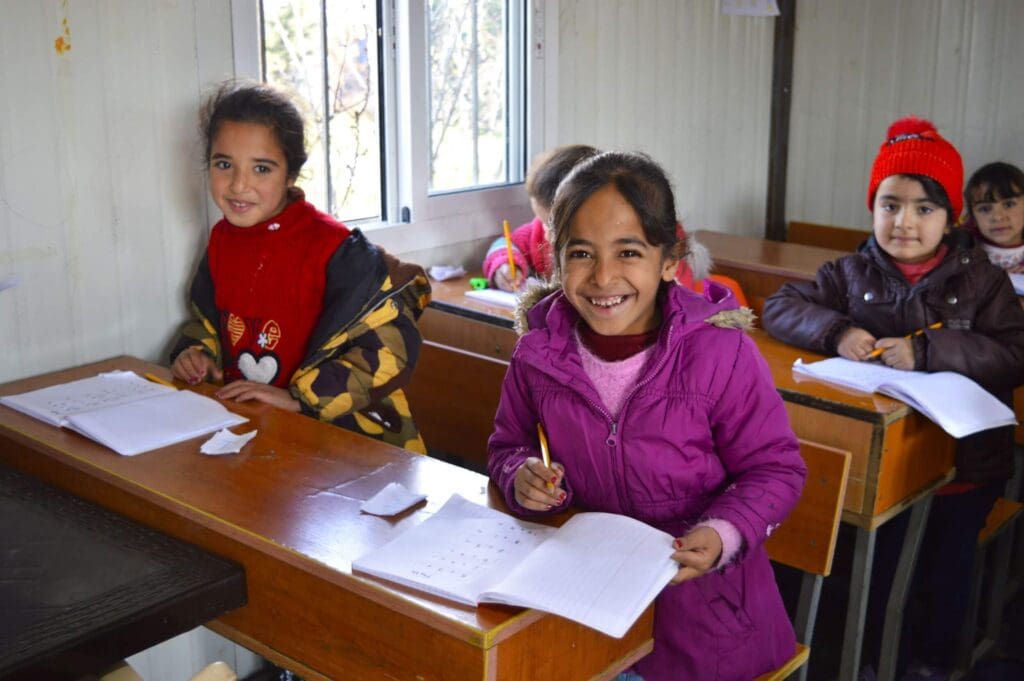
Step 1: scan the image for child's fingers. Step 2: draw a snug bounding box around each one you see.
[515,458,566,509]
[669,565,702,585]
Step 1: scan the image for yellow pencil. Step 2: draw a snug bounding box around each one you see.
[503,219,517,285]
[143,372,177,388]
[866,322,942,359]
[536,422,553,491]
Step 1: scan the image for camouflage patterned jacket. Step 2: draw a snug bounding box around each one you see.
[171,230,431,453]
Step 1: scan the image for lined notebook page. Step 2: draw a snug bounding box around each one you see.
[481,512,677,638]
[64,390,247,457]
[353,495,554,605]
[0,371,174,426]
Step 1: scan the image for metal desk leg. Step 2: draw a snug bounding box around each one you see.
[877,496,933,681]
[839,527,876,681]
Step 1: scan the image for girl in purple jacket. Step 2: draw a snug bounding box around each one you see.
[488,151,807,681]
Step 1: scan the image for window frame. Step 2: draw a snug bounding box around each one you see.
[229,0,547,243]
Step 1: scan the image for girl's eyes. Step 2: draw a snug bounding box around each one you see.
[917,205,934,215]
[1004,198,1020,209]
[880,202,898,213]
[975,204,992,214]
[620,249,642,258]
[212,160,231,170]
[254,164,273,174]
[566,249,592,260]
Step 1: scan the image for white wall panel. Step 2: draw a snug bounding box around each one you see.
[788,0,1024,231]
[555,0,775,237]
[0,0,233,383]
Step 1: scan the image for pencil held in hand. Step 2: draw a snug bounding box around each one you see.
[537,423,553,490]
[503,219,517,284]
[866,322,942,359]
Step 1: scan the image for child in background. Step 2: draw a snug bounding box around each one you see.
[488,151,806,681]
[483,145,750,306]
[762,117,1024,679]
[484,144,598,290]
[964,161,1024,271]
[170,81,430,453]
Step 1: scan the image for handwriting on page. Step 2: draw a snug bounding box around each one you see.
[409,518,546,584]
[43,380,169,421]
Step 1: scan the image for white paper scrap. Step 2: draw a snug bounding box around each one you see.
[428,265,467,281]
[361,482,427,516]
[200,428,257,455]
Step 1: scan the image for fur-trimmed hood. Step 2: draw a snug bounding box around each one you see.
[514,278,754,337]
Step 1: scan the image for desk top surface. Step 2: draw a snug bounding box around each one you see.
[428,276,517,326]
[0,463,245,679]
[0,357,556,642]
[694,229,848,280]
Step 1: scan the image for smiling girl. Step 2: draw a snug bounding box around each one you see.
[488,151,806,681]
[170,81,430,452]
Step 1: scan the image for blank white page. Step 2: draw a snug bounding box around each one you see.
[480,512,678,638]
[878,371,1016,438]
[792,357,904,393]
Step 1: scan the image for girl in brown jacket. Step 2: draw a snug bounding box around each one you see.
[763,117,1024,680]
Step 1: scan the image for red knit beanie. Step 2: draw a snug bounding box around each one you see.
[866,116,963,219]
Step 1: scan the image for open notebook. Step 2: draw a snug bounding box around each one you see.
[0,370,247,456]
[792,357,1016,438]
[352,494,678,638]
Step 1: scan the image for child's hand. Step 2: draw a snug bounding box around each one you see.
[493,264,523,292]
[171,348,223,385]
[837,327,878,361]
[669,527,723,584]
[871,337,915,370]
[215,381,301,412]
[513,457,566,511]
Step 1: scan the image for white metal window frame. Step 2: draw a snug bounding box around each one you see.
[229,0,549,248]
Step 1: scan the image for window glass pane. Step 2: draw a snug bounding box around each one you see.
[262,0,382,222]
[427,0,509,193]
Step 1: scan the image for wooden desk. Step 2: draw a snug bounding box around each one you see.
[694,229,848,318]
[0,358,652,681]
[0,464,245,681]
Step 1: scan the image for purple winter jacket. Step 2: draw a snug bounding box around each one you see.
[488,283,807,681]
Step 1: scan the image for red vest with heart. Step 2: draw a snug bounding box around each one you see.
[207,199,350,388]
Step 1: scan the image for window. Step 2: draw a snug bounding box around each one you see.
[256,0,528,227]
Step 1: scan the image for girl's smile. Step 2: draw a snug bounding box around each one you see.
[209,121,294,228]
[560,184,677,336]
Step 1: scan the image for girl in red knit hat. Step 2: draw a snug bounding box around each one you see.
[762,117,1024,680]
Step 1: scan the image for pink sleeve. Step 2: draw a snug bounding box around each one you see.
[697,518,744,569]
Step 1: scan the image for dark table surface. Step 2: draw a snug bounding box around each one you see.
[0,464,246,681]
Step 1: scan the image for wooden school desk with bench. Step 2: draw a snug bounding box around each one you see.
[0,357,653,681]
[413,246,956,681]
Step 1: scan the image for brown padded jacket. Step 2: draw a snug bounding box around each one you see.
[762,233,1024,484]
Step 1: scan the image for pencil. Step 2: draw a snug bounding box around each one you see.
[866,322,942,359]
[144,372,177,388]
[537,422,553,491]
[503,219,517,285]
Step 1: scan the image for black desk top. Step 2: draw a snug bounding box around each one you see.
[0,465,246,681]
